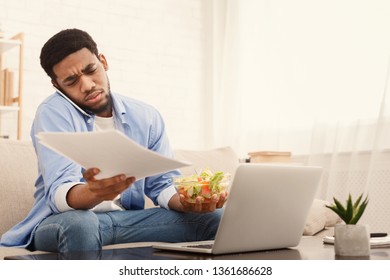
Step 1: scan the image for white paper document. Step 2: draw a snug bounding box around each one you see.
[323,235,390,248]
[37,130,191,180]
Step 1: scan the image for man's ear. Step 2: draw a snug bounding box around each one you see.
[99,53,109,71]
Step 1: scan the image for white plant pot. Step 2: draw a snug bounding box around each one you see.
[334,224,370,257]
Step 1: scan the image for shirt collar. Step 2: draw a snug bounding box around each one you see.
[111,91,126,117]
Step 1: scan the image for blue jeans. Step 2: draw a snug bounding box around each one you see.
[32,208,223,253]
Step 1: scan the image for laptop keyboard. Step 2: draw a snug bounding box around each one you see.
[186,244,213,249]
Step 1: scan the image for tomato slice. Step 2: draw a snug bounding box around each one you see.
[201,183,210,196]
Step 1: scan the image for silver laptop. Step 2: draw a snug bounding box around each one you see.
[153,163,323,255]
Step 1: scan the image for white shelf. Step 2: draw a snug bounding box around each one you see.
[0,106,19,112]
[0,33,23,139]
[0,38,21,53]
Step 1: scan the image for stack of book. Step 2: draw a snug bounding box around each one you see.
[0,68,14,106]
[248,151,292,163]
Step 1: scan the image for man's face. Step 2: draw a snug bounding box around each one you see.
[52,48,112,117]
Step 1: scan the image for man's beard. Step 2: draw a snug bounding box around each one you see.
[86,92,113,115]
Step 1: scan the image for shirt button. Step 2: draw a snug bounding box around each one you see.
[87,119,92,124]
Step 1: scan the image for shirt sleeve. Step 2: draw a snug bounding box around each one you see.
[54,182,81,212]
[31,100,89,214]
[156,184,177,209]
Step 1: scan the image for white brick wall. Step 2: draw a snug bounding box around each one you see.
[0,0,208,149]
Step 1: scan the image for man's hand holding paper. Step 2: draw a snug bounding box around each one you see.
[66,167,136,210]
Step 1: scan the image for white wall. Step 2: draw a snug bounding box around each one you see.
[0,0,208,149]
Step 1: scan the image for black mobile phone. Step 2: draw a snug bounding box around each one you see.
[370,233,388,238]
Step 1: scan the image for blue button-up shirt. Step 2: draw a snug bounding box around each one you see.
[0,91,180,248]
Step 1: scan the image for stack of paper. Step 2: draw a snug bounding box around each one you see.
[37,130,191,180]
[323,235,390,248]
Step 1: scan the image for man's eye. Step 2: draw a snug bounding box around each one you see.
[86,68,97,75]
[65,79,78,86]
[63,67,97,86]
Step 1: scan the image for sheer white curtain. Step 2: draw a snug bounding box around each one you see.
[210,0,390,232]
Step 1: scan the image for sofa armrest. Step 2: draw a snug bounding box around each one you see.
[0,140,37,237]
[303,199,341,236]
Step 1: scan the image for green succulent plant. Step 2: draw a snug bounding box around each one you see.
[326,193,369,225]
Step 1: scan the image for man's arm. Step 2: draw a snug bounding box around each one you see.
[66,168,135,209]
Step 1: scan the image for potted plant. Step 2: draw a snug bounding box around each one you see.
[326,193,370,257]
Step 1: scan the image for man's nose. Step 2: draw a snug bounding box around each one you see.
[80,75,96,92]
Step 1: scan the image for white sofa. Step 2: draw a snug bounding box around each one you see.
[0,140,339,259]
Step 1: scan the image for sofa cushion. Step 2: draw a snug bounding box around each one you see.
[174,146,239,176]
[303,199,341,236]
[0,140,37,237]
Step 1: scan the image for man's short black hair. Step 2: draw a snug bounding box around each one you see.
[40,28,99,80]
